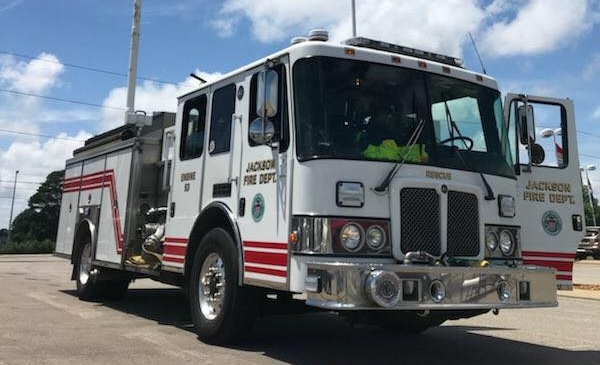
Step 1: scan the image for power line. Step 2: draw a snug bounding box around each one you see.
[0,50,179,86]
[0,127,86,142]
[0,87,125,111]
[0,179,43,185]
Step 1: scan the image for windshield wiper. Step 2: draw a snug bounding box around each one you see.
[442,98,495,201]
[374,118,425,192]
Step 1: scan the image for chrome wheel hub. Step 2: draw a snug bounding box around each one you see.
[79,244,92,285]
[198,252,226,321]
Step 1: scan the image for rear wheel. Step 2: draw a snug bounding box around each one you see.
[189,228,258,344]
[75,241,129,301]
[75,241,103,300]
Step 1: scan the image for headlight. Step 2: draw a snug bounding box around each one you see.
[340,223,364,252]
[366,225,386,250]
[486,231,498,251]
[499,229,515,256]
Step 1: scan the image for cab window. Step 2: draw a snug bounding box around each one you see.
[180,94,207,160]
[209,84,236,154]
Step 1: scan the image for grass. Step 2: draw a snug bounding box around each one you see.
[0,240,55,254]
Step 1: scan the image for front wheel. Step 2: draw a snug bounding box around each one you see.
[189,228,258,344]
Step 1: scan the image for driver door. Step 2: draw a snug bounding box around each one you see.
[505,93,584,289]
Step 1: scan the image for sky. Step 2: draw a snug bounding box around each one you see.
[0,0,599,231]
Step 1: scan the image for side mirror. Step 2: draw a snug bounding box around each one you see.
[256,70,278,118]
[249,117,275,145]
[518,104,535,145]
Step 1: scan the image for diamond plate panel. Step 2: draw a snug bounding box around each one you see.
[400,188,441,256]
[447,191,480,256]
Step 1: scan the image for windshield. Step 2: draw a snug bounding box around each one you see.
[293,56,514,178]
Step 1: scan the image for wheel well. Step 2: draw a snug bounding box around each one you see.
[70,221,92,279]
[184,206,241,286]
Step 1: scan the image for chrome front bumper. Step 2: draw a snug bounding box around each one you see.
[304,262,557,310]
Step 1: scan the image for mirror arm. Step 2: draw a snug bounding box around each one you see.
[523,96,533,173]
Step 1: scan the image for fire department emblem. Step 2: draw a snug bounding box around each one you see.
[542,210,562,236]
[251,193,265,222]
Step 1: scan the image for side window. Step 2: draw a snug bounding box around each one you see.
[180,95,207,160]
[249,64,289,150]
[510,101,567,168]
[209,84,236,154]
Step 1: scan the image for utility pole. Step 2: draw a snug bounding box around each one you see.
[125,0,142,122]
[7,170,19,242]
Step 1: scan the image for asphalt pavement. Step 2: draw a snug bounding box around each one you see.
[0,255,599,365]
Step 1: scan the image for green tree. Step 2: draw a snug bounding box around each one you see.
[582,185,600,227]
[10,170,64,242]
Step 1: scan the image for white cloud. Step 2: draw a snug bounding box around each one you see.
[213,0,596,58]
[481,0,591,57]
[216,0,343,42]
[0,52,64,94]
[0,130,92,230]
[0,53,96,230]
[101,71,221,131]
[215,0,484,56]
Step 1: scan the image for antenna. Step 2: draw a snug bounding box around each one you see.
[468,31,487,75]
[190,73,207,84]
[351,0,357,37]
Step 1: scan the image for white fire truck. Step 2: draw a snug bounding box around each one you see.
[55,32,585,344]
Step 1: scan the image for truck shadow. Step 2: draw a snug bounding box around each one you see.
[62,288,600,365]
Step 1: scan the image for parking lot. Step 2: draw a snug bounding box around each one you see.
[0,254,599,365]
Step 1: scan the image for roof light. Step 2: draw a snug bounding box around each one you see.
[345,48,356,56]
[342,37,464,68]
[391,56,401,64]
[308,29,329,42]
[418,61,427,69]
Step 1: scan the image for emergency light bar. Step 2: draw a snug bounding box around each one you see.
[343,37,464,68]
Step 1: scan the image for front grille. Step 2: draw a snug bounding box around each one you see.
[400,188,441,256]
[447,191,480,256]
[399,188,480,257]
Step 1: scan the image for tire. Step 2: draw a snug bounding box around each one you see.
[189,228,258,345]
[75,241,104,301]
[378,311,445,334]
[75,241,129,301]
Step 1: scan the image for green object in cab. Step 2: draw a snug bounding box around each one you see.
[362,139,428,163]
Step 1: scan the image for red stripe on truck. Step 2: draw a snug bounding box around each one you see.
[244,250,288,266]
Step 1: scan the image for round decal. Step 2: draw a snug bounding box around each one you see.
[237,85,245,100]
[542,210,562,236]
[251,194,265,222]
[208,140,215,153]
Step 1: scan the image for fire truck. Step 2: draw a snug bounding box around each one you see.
[55,31,585,344]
